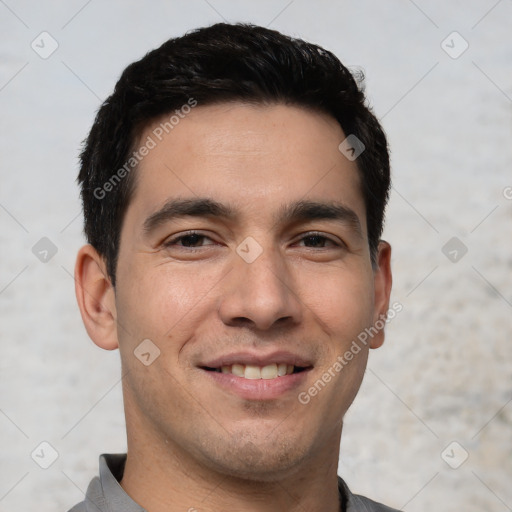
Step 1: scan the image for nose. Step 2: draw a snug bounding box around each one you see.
[217,242,303,332]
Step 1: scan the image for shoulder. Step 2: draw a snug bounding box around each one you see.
[67,504,87,512]
[65,475,104,512]
[338,476,402,512]
[350,493,403,512]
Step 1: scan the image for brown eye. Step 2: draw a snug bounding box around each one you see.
[164,231,215,248]
[297,232,341,248]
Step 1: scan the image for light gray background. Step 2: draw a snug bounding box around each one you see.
[1,1,511,510]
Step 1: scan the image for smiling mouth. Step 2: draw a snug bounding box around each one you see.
[202,363,309,380]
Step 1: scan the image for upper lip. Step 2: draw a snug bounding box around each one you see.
[200,351,314,369]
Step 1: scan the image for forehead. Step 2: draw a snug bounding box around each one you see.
[125,102,366,234]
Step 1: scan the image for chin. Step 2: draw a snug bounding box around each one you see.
[199,432,309,483]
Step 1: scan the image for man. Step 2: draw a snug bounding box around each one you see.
[70,22,399,512]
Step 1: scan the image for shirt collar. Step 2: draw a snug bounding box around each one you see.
[96,454,144,511]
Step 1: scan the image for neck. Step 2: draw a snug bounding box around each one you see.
[120,410,343,512]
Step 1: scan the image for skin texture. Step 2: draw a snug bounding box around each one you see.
[75,102,392,512]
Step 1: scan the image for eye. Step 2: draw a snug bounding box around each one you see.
[163,231,216,248]
[296,232,342,249]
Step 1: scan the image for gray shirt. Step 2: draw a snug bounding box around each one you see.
[68,454,401,512]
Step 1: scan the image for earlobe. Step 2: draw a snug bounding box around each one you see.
[74,244,119,350]
[370,240,392,349]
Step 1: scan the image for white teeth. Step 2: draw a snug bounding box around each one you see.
[261,364,278,379]
[231,364,245,377]
[215,363,301,379]
[244,365,261,379]
[277,363,288,376]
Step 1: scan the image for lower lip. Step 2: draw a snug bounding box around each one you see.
[202,369,310,401]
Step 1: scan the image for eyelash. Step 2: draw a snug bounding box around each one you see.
[163,231,343,250]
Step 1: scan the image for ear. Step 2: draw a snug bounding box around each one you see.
[74,244,118,350]
[369,240,392,349]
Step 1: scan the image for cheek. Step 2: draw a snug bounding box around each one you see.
[298,265,375,339]
[115,261,224,347]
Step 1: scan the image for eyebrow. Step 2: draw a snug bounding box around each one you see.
[143,197,363,237]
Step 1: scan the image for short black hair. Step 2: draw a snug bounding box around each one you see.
[78,22,390,286]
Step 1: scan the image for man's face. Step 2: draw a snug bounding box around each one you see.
[111,102,390,480]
